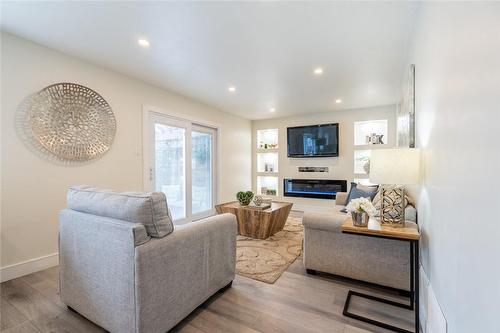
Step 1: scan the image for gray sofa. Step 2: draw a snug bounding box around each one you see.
[302,191,417,291]
[59,186,237,333]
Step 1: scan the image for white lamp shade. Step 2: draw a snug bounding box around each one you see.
[369,148,420,185]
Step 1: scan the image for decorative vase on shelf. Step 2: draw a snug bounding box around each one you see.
[351,211,369,227]
[253,195,263,206]
[236,191,254,206]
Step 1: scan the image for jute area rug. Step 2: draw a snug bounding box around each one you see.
[236,216,303,284]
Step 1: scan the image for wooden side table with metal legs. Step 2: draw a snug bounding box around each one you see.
[341,219,420,333]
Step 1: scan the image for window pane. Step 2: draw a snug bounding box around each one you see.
[192,131,212,214]
[155,123,185,220]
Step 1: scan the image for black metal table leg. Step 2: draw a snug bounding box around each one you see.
[415,240,420,333]
[342,239,419,333]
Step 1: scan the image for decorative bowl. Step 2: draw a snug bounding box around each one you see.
[253,195,263,206]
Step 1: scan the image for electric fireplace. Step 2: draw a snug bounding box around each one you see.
[283,179,347,199]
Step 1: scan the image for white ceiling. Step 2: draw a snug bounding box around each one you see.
[1,1,419,120]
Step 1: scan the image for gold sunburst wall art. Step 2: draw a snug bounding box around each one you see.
[16,83,116,164]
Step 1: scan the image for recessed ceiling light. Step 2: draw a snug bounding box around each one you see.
[313,67,324,75]
[335,99,342,104]
[269,107,276,112]
[227,86,236,93]
[138,39,150,48]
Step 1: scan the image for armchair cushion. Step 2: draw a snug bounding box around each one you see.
[67,185,174,238]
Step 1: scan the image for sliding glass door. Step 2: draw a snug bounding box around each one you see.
[191,126,214,216]
[145,112,217,223]
[154,121,187,220]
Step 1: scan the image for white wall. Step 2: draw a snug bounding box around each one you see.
[252,105,396,212]
[0,33,252,274]
[409,3,500,332]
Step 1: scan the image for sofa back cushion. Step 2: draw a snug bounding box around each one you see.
[67,186,174,238]
[340,182,379,213]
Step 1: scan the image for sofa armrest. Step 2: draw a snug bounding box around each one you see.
[134,213,237,333]
[302,212,349,233]
[59,209,149,333]
[335,192,348,206]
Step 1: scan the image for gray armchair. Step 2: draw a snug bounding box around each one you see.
[59,186,236,333]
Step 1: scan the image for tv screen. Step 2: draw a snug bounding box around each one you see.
[287,123,339,157]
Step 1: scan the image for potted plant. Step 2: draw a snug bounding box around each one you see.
[236,191,254,206]
[345,197,376,227]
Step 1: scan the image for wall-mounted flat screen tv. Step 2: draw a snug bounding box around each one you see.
[287,123,339,157]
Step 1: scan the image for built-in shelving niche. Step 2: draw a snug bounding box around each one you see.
[354,119,388,146]
[256,128,279,196]
[257,128,279,149]
[257,152,278,173]
[353,119,388,183]
[257,175,278,196]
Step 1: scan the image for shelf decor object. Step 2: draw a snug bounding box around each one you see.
[354,150,371,175]
[16,82,116,163]
[369,148,420,227]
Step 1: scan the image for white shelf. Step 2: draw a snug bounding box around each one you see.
[257,148,279,152]
[354,144,387,149]
[256,171,279,176]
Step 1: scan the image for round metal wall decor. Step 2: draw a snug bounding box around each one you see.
[17,83,116,163]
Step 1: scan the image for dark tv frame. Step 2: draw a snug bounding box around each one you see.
[287,123,339,158]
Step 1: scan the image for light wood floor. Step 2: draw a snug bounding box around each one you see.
[1,213,414,333]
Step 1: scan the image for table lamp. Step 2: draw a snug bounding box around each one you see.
[369,148,420,227]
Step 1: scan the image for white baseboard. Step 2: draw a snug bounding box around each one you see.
[1,253,59,282]
[420,265,447,333]
[427,281,447,333]
[420,265,430,332]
